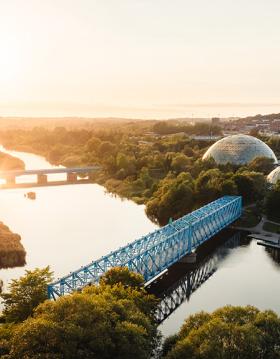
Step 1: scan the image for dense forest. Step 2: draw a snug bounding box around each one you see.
[0,122,279,225]
[0,267,280,358]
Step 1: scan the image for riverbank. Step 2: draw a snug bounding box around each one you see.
[0,151,25,171]
[0,222,26,269]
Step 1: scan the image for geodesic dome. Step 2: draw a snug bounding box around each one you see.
[202,134,277,165]
[267,166,280,184]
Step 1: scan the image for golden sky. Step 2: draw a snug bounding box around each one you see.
[1,0,280,118]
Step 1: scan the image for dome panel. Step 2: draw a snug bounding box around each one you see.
[202,134,277,165]
[267,167,280,184]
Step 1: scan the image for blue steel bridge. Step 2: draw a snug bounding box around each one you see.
[154,231,242,324]
[48,195,242,300]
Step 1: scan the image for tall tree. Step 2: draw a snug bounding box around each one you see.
[0,267,53,323]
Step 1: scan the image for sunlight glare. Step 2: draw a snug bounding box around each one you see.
[0,34,26,85]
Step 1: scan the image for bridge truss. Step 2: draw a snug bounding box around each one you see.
[48,195,242,299]
[155,231,242,324]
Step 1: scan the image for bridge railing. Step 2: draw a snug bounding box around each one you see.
[48,195,242,299]
[0,166,100,178]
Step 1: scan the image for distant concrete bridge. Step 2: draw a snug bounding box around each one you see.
[0,166,100,188]
[48,195,242,300]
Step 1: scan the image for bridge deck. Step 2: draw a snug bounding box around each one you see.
[48,195,242,299]
[0,166,100,177]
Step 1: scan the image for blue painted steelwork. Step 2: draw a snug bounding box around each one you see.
[155,231,242,324]
[48,195,242,300]
[0,166,100,178]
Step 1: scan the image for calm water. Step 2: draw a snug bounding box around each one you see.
[1,147,280,337]
[0,146,156,291]
[157,231,280,336]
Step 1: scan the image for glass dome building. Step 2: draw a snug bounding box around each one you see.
[267,167,280,184]
[202,134,277,165]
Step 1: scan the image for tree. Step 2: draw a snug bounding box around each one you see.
[6,273,159,359]
[234,171,266,203]
[98,141,116,157]
[100,267,144,288]
[85,136,102,153]
[265,181,280,219]
[146,173,194,225]
[171,153,191,173]
[162,306,280,359]
[248,156,275,175]
[195,168,235,203]
[233,173,255,203]
[0,267,53,323]
[116,153,136,178]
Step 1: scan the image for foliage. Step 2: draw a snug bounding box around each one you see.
[235,208,260,228]
[248,156,275,175]
[146,173,194,225]
[0,152,24,171]
[153,121,222,136]
[0,125,274,225]
[1,269,159,359]
[265,181,280,219]
[0,267,53,323]
[162,306,280,359]
[100,266,145,287]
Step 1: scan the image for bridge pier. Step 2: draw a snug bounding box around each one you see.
[37,174,48,185]
[180,252,197,264]
[6,176,16,185]
[67,172,77,183]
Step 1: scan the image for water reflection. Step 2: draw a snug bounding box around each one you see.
[0,146,157,293]
[265,247,280,266]
[148,230,250,324]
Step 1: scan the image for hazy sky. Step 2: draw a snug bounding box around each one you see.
[1,0,280,118]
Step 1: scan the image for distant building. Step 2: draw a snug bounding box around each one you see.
[271,119,280,133]
[202,134,277,165]
[191,135,222,141]
[256,123,270,130]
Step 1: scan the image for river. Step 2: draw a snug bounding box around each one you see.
[0,146,156,293]
[1,147,280,338]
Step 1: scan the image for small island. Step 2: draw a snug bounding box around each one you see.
[0,222,26,270]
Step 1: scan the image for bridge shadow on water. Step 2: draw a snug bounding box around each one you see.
[265,247,280,266]
[147,229,251,325]
[0,179,92,190]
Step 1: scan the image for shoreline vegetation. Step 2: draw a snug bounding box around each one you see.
[0,222,26,271]
[0,152,26,275]
[0,120,279,225]
[1,267,280,358]
[0,152,25,172]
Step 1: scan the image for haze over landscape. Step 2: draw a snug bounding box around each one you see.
[1,0,280,118]
[2,1,280,358]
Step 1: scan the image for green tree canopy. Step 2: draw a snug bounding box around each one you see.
[162,306,280,359]
[0,267,53,323]
[99,266,144,288]
[5,274,159,359]
[265,180,280,219]
[248,156,275,175]
[146,172,194,225]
